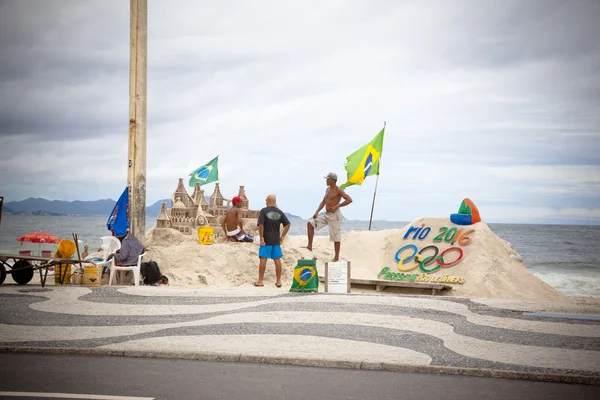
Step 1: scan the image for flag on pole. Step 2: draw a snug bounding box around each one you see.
[340,127,385,190]
[107,187,129,237]
[189,156,219,187]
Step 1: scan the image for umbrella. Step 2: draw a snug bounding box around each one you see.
[17,232,60,257]
[16,231,60,244]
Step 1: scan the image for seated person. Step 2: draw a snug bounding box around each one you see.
[105,231,145,265]
[222,196,254,242]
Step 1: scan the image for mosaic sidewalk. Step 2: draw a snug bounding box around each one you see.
[0,286,599,384]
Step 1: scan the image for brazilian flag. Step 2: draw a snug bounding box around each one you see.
[289,259,319,293]
[340,127,385,190]
[189,156,219,187]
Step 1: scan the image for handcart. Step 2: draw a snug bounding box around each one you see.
[0,254,93,288]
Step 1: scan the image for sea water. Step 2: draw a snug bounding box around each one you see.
[0,215,598,298]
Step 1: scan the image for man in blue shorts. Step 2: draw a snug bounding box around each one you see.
[255,194,291,288]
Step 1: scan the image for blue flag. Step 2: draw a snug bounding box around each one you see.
[107,187,129,236]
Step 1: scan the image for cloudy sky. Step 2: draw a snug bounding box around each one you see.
[0,0,598,224]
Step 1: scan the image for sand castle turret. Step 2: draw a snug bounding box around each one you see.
[172,197,187,217]
[210,183,225,208]
[173,178,193,208]
[156,202,171,228]
[191,183,203,204]
[238,185,249,209]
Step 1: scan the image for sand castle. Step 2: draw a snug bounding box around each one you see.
[155,179,259,235]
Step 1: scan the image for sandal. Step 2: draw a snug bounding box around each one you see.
[253,282,264,287]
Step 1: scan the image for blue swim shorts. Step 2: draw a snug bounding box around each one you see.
[259,245,283,259]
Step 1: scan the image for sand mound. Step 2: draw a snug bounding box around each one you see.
[142,218,564,300]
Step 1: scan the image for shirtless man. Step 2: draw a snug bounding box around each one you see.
[305,172,353,261]
[222,196,254,242]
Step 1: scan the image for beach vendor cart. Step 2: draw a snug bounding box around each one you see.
[0,235,95,288]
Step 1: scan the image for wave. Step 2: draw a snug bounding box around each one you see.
[527,262,600,274]
[530,271,600,298]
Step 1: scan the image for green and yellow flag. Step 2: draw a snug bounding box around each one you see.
[189,156,219,187]
[340,127,385,190]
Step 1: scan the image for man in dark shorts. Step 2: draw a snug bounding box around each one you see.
[222,196,253,242]
[254,194,291,288]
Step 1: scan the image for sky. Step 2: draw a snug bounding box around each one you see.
[0,0,599,224]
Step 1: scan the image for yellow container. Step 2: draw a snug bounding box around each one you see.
[54,265,71,285]
[56,239,76,258]
[82,264,101,286]
[198,226,214,245]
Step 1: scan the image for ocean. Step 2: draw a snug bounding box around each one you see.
[1,215,598,298]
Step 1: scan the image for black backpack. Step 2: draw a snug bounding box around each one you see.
[140,260,167,285]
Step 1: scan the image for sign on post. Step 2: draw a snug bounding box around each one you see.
[325,261,351,293]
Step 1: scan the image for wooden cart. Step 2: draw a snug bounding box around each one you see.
[0,254,91,288]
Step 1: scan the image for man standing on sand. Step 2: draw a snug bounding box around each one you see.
[305,172,353,262]
[255,194,291,288]
[222,196,254,242]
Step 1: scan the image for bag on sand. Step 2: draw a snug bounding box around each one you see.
[140,260,167,285]
[289,259,319,293]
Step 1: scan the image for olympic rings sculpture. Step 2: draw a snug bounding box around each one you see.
[394,244,464,273]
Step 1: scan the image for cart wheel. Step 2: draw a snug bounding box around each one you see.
[0,263,6,285]
[11,260,34,285]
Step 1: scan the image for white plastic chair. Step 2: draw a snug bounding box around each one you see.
[100,236,121,258]
[108,252,146,286]
[96,236,121,276]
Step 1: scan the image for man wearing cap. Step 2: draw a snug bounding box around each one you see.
[222,196,254,243]
[305,172,352,262]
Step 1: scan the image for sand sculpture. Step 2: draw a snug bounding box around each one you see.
[155,179,259,235]
[145,197,565,300]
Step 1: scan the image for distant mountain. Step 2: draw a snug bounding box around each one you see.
[285,212,303,220]
[147,199,170,217]
[3,197,307,220]
[4,198,117,216]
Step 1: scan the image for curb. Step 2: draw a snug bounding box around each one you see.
[1,346,598,386]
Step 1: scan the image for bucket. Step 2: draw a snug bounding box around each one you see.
[198,226,214,245]
[54,265,71,285]
[82,264,101,286]
[56,240,76,258]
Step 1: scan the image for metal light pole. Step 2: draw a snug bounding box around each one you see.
[127,0,147,240]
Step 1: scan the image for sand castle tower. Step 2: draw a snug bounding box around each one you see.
[173,178,193,208]
[191,183,203,204]
[172,197,187,218]
[209,183,225,208]
[238,185,249,209]
[156,202,172,228]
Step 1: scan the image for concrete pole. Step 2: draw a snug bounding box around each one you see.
[127,0,147,240]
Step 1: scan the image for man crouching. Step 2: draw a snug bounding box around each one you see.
[222,196,254,242]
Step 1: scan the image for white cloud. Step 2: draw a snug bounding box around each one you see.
[0,0,599,224]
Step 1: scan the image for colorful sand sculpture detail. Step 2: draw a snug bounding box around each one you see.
[450,198,481,226]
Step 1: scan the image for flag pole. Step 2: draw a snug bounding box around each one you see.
[368,121,385,231]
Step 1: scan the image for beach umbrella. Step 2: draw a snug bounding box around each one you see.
[16,231,60,244]
[16,232,60,257]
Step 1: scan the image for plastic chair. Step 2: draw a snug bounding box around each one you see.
[108,252,146,286]
[100,236,121,258]
[18,250,32,256]
[41,250,52,258]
